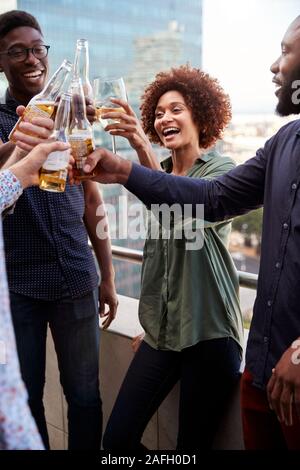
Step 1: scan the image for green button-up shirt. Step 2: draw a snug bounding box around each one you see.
[139,150,243,354]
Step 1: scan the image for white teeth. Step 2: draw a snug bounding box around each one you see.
[24,71,42,78]
[162,127,180,136]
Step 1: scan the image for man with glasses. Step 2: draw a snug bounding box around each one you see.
[0,22,51,164]
[0,10,118,450]
[0,44,50,62]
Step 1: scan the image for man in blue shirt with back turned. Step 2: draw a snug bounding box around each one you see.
[82,16,300,450]
[0,10,118,450]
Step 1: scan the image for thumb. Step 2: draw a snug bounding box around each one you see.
[30,141,71,165]
[40,140,70,154]
[83,148,105,173]
[16,105,26,117]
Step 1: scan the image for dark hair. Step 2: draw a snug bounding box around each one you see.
[0,10,42,40]
[140,65,232,149]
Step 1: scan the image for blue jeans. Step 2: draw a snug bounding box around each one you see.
[10,290,102,450]
[103,337,241,450]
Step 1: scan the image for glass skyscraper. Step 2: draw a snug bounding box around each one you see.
[18,0,202,91]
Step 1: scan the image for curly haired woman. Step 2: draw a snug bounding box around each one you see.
[101,65,243,450]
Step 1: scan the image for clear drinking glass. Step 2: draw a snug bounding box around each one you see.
[93,76,127,152]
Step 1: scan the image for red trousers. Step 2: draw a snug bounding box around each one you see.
[241,368,300,449]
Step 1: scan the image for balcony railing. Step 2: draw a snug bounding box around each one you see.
[111,245,258,290]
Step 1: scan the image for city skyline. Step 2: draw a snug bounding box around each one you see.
[1,1,298,115]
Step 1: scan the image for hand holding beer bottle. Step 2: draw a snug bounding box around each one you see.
[12,105,54,154]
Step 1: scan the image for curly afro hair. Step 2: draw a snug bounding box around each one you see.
[140,65,231,149]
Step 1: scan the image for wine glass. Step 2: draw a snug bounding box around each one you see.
[93,76,127,153]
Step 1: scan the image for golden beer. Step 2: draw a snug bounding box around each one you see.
[68,135,96,180]
[95,106,124,127]
[9,101,57,142]
[39,167,68,192]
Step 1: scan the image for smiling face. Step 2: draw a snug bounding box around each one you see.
[270,16,300,116]
[0,26,49,105]
[154,90,199,151]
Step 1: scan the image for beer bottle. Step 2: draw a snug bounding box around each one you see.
[68,77,95,180]
[73,39,93,101]
[9,59,72,142]
[39,92,71,193]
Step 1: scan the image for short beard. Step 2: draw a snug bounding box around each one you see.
[276,66,300,116]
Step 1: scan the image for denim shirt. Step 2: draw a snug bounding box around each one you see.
[0,91,98,300]
[126,118,300,388]
[0,170,43,449]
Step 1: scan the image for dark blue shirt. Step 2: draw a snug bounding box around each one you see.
[0,91,98,300]
[125,118,300,388]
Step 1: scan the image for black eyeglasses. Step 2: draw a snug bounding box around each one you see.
[0,45,50,62]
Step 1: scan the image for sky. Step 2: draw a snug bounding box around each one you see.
[203,0,300,114]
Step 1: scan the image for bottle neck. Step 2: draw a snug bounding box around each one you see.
[53,96,71,140]
[70,92,91,130]
[74,42,93,99]
[36,61,72,103]
[74,47,89,82]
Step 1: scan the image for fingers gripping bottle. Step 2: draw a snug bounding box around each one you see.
[68,77,95,180]
[39,93,71,193]
[9,59,72,142]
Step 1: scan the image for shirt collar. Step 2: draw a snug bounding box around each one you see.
[161,149,221,173]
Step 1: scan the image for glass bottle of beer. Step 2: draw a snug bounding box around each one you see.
[68,77,95,180]
[73,39,93,101]
[9,59,72,142]
[39,92,71,193]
